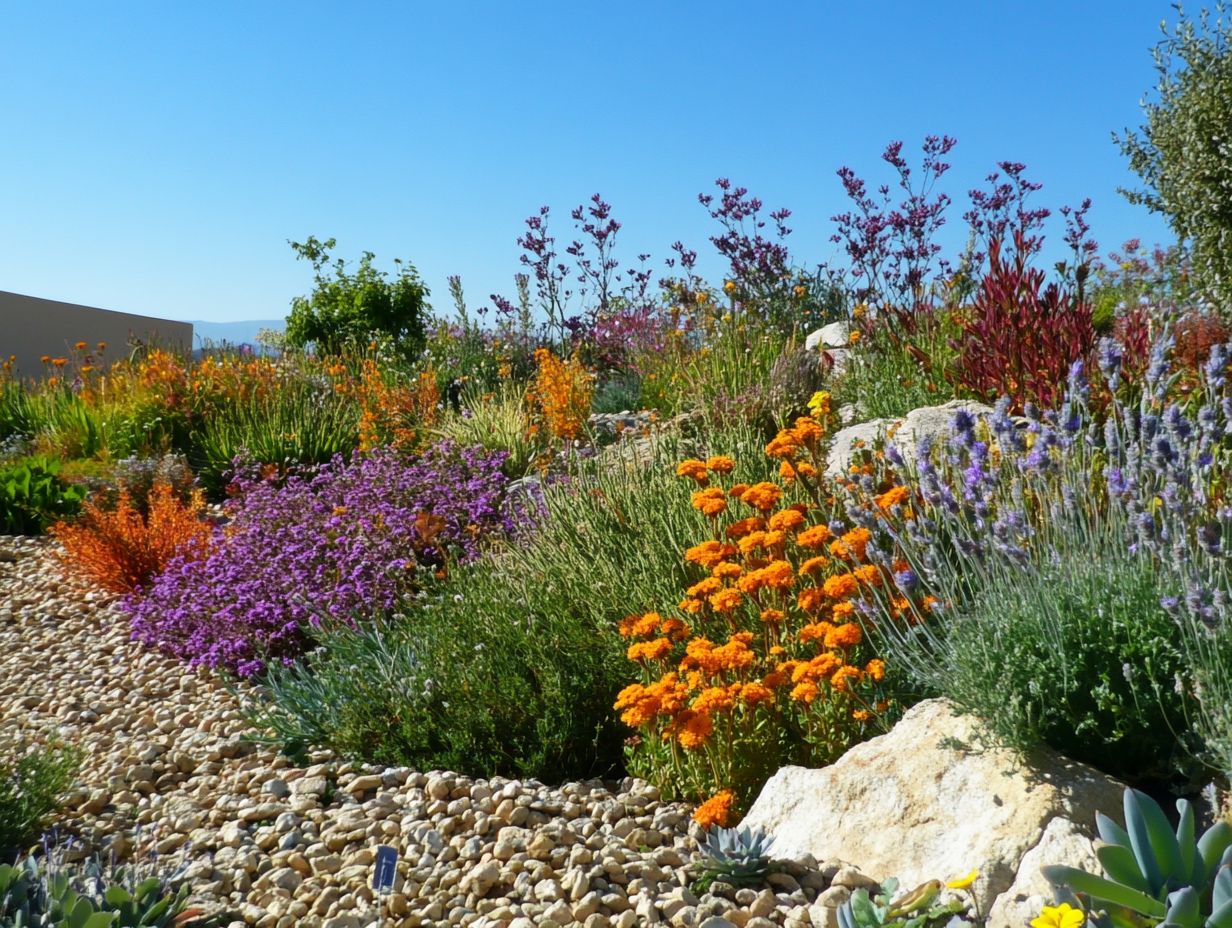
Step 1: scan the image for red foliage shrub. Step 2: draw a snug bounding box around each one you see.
[950,232,1096,412]
[1174,312,1230,373]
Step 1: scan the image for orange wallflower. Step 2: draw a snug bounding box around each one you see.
[798,586,826,612]
[693,789,735,827]
[725,517,766,539]
[687,577,723,598]
[864,658,887,682]
[853,564,882,586]
[740,482,783,512]
[825,623,863,648]
[676,710,714,749]
[797,524,833,548]
[768,508,805,532]
[676,459,709,483]
[831,665,864,692]
[705,455,736,473]
[692,487,729,517]
[712,561,742,580]
[627,638,673,662]
[798,555,829,576]
[876,485,911,511]
[685,540,737,569]
[822,573,858,600]
[709,588,743,613]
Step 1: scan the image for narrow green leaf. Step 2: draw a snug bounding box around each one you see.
[1097,843,1150,892]
[1042,866,1167,918]
[1099,812,1135,850]
[1125,789,1171,894]
[1177,799,1196,880]
[1198,822,1232,876]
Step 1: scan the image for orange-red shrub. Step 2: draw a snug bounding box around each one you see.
[53,481,212,594]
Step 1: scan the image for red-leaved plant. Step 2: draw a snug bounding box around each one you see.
[950,231,1096,412]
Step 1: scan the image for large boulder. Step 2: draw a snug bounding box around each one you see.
[805,321,851,352]
[824,399,995,477]
[988,817,1102,928]
[742,699,1125,917]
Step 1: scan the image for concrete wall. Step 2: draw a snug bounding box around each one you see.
[0,290,193,379]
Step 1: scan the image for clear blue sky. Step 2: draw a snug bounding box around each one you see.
[1,1,1182,325]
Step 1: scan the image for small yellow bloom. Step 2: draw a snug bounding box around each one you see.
[1031,903,1085,928]
[946,869,979,890]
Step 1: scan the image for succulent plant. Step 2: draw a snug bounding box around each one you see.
[837,877,970,928]
[1043,787,1232,928]
[0,853,198,928]
[693,825,776,891]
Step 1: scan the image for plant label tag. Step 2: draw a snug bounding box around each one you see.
[373,845,398,893]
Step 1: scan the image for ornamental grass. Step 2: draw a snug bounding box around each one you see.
[617,393,930,823]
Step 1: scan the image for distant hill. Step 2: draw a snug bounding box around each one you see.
[190,319,284,350]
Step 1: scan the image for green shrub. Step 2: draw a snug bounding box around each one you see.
[249,421,774,779]
[896,546,1197,787]
[0,382,33,445]
[863,400,1203,791]
[433,382,537,478]
[284,236,431,360]
[0,740,80,862]
[1116,2,1232,307]
[0,458,87,535]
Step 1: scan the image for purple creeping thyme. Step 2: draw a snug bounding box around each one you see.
[124,441,518,677]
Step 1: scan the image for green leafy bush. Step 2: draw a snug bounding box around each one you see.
[862,398,1203,791]
[284,236,431,359]
[1116,2,1232,307]
[0,459,87,535]
[0,740,80,862]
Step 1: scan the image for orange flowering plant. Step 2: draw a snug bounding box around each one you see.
[53,479,212,594]
[616,394,930,825]
[528,348,593,444]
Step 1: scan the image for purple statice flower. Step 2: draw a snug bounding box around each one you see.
[124,441,518,677]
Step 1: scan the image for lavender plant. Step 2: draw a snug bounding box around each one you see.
[847,343,1232,788]
[124,441,516,677]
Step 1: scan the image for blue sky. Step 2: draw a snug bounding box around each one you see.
[1,1,1182,325]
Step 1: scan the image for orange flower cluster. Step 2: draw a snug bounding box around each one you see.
[342,359,439,451]
[528,348,593,442]
[53,481,212,594]
[693,789,736,828]
[616,400,937,823]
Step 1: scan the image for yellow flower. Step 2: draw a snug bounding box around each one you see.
[946,870,979,890]
[1031,903,1084,928]
[807,391,831,417]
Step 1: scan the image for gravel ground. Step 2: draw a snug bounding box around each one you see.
[0,536,868,928]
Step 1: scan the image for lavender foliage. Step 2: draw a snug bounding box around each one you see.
[124,441,517,677]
